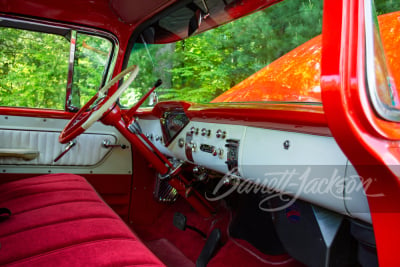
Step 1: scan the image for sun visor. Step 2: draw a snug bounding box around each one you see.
[136,0,281,44]
[110,0,176,24]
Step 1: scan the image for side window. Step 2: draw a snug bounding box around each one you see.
[0,21,114,110]
[365,1,400,121]
[0,28,69,109]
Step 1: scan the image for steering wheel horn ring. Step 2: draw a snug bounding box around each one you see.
[59,65,139,144]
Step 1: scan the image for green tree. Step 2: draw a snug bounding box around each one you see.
[0,28,112,109]
[71,34,112,108]
[0,28,69,109]
[375,0,400,15]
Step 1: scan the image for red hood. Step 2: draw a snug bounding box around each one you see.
[212,11,400,103]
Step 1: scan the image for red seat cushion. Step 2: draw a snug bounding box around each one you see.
[0,173,165,267]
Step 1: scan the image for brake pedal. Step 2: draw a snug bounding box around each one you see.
[173,212,207,239]
[173,212,187,231]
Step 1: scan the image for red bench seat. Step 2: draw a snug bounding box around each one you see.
[0,173,165,267]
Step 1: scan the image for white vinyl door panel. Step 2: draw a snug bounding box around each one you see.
[0,115,132,174]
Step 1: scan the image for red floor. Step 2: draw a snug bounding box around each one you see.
[132,198,304,267]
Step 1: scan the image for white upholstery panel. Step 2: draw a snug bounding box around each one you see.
[0,129,116,166]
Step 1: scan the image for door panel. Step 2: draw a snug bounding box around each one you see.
[0,115,132,174]
[0,129,116,166]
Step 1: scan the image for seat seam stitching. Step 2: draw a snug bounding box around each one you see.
[2,237,146,267]
[0,215,121,239]
[0,188,94,203]
[0,178,86,193]
[11,199,104,215]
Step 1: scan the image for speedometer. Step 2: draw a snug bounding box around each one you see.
[160,109,190,146]
[168,115,186,131]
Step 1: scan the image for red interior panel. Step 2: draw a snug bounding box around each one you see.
[110,0,176,24]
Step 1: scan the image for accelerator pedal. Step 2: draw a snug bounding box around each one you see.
[196,228,221,267]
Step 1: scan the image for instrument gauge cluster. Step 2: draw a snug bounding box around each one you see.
[160,109,190,146]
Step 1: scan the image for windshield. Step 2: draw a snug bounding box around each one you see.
[120,0,323,107]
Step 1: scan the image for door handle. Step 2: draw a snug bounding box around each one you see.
[0,149,39,161]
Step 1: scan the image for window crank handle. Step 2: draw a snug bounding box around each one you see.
[54,140,76,162]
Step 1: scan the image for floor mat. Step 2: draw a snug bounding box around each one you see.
[229,193,285,255]
[134,199,303,267]
[146,238,195,267]
[208,238,304,267]
[134,199,230,263]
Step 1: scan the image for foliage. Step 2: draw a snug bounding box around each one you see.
[1,0,399,109]
[71,34,112,108]
[0,28,69,109]
[0,28,111,109]
[374,0,400,15]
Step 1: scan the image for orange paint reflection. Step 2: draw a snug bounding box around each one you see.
[379,11,400,104]
[212,11,400,103]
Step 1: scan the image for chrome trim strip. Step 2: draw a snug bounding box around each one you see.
[66,30,77,111]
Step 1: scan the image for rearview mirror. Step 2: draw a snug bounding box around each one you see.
[188,9,205,36]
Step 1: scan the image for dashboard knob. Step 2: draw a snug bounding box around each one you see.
[218,148,224,158]
[201,128,211,137]
[191,127,199,135]
[193,166,200,174]
[145,133,153,140]
[216,130,227,139]
[190,141,197,152]
[178,138,185,148]
[212,148,224,157]
[222,131,227,139]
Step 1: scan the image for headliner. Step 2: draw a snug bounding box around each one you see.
[0,0,175,39]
